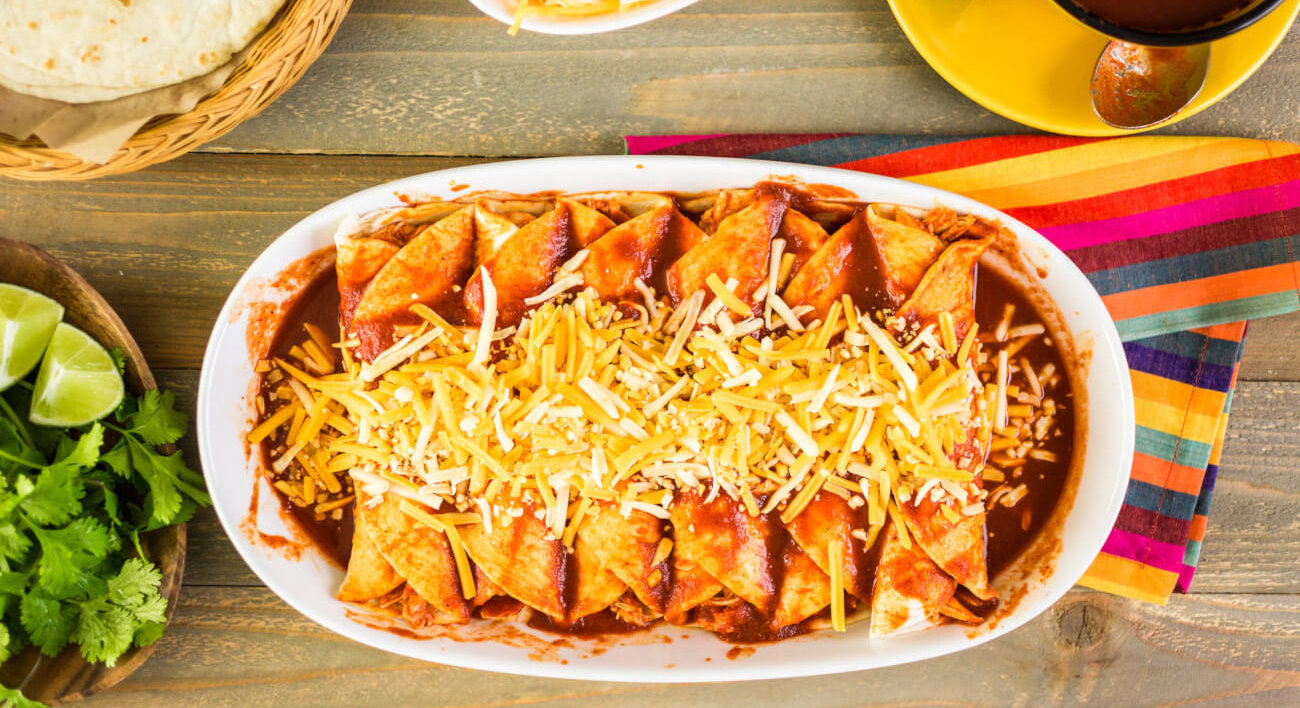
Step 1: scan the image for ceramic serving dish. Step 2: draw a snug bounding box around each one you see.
[198,156,1134,682]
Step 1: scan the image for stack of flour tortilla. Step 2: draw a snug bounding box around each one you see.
[0,0,287,103]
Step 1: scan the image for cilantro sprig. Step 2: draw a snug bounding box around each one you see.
[0,373,209,696]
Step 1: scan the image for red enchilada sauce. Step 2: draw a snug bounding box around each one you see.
[1070,0,1253,33]
[255,206,1076,642]
[975,268,1075,576]
[259,268,354,568]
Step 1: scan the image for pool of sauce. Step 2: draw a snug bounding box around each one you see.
[255,195,1078,641]
[1070,0,1252,33]
[975,267,1075,576]
[260,268,354,568]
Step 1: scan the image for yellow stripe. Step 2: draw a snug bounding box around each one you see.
[1078,554,1178,605]
[907,137,1284,209]
[1133,399,1223,445]
[1130,371,1226,442]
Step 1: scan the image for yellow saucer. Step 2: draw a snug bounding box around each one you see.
[887,0,1300,135]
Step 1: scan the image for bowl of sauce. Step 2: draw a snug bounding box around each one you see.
[1051,0,1286,45]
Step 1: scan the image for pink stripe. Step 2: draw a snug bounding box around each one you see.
[625,134,729,153]
[1099,528,1187,574]
[1037,179,1300,251]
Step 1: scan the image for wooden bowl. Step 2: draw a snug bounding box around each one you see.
[0,238,186,704]
[0,0,351,181]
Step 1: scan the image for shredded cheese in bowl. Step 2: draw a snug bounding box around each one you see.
[509,0,656,33]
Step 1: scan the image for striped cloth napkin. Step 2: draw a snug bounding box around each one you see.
[626,134,1299,604]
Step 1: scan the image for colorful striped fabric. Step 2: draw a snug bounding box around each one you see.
[627,134,1300,603]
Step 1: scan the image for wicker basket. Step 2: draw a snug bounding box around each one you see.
[0,0,351,181]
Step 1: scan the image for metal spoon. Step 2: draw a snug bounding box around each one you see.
[1090,41,1211,130]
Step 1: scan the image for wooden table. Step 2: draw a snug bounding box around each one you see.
[2,1,1296,705]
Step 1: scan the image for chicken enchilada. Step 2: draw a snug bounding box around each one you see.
[247,180,1077,643]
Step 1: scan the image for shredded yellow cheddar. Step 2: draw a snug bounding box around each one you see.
[253,283,991,569]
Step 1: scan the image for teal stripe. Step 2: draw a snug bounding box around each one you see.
[750,135,967,166]
[1124,479,1198,519]
[1182,538,1204,566]
[1115,291,1300,341]
[1089,237,1295,296]
[1135,426,1214,469]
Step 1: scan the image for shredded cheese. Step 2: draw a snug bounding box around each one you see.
[265,275,992,606]
[828,539,846,632]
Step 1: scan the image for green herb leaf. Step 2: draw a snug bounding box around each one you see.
[53,423,103,471]
[132,620,165,648]
[70,602,134,667]
[0,524,31,562]
[81,468,122,529]
[106,558,161,607]
[99,440,131,479]
[0,384,208,678]
[125,439,182,526]
[108,347,127,377]
[0,574,25,599]
[19,464,85,527]
[0,683,47,708]
[19,592,75,657]
[0,428,38,470]
[32,518,113,598]
[124,391,187,447]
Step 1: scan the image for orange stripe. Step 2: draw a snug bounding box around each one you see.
[1189,320,1249,341]
[1102,263,1299,321]
[1129,452,1207,496]
[1207,405,1232,467]
[1079,554,1177,604]
[1188,515,1208,543]
[915,138,1288,210]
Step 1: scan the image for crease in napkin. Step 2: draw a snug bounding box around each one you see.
[0,49,248,164]
[626,133,1300,604]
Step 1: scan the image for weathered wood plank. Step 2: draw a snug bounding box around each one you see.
[73,586,1300,707]
[0,154,482,369]
[191,0,1300,155]
[1195,380,1300,594]
[6,152,1300,377]
[1240,310,1300,382]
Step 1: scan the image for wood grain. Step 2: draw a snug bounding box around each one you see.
[179,0,1300,156]
[0,153,480,369]
[67,586,1298,707]
[4,152,1300,379]
[1240,311,1300,382]
[5,9,1300,698]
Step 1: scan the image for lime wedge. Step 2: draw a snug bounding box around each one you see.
[29,323,124,427]
[0,284,65,391]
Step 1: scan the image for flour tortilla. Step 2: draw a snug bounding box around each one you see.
[0,0,286,103]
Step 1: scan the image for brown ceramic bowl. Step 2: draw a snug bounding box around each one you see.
[1051,0,1287,46]
[0,238,186,704]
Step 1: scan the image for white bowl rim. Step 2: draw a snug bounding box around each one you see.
[198,155,1135,682]
[465,0,700,35]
